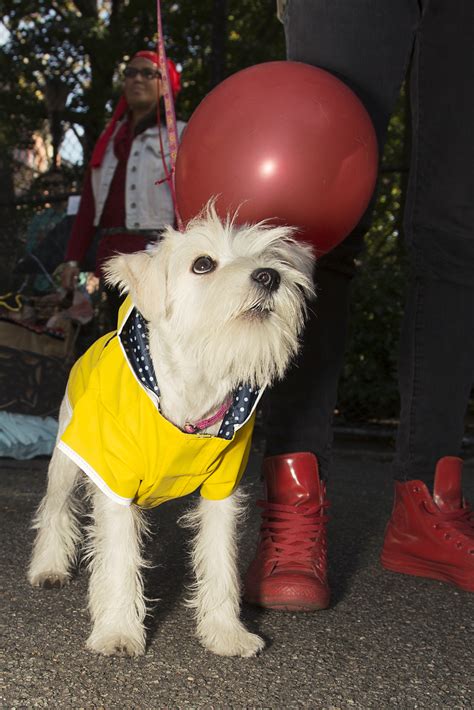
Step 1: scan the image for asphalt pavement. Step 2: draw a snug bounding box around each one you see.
[2,439,473,710]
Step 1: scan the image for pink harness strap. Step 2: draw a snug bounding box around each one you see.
[184,397,233,434]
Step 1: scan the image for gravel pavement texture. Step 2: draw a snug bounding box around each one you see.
[2,444,473,709]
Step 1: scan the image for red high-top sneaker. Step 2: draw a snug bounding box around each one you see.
[381,456,474,591]
[243,452,330,611]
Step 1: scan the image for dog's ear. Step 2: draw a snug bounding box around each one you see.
[103,235,173,322]
[286,239,316,284]
[273,236,316,300]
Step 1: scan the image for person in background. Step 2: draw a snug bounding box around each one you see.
[244,0,474,611]
[61,50,185,327]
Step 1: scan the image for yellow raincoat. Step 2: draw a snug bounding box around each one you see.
[58,298,261,508]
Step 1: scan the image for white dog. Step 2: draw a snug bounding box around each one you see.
[28,206,315,658]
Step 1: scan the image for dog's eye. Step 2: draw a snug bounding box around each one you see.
[192,256,216,274]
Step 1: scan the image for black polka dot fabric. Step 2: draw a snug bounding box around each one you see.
[120,308,160,399]
[119,307,261,439]
[217,385,260,440]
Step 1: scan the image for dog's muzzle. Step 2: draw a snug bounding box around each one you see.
[251,268,281,293]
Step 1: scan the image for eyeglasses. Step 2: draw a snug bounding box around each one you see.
[124,67,162,81]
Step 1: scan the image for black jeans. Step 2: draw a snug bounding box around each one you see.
[265,0,474,483]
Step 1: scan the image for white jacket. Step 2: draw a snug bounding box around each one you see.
[91,120,187,230]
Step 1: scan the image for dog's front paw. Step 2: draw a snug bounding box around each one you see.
[202,626,265,658]
[86,630,146,658]
[28,571,71,589]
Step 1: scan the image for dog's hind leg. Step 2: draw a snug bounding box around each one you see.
[85,489,148,657]
[28,398,81,589]
[183,490,265,657]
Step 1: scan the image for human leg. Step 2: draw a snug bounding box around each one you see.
[245,0,420,609]
[393,0,474,480]
[382,0,474,590]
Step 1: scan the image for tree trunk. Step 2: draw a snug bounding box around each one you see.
[210,0,228,88]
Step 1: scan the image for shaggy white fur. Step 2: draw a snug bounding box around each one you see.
[28,205,315,658]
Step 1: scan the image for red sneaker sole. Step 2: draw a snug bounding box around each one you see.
[380,553,474,592]
[244,594,330,612]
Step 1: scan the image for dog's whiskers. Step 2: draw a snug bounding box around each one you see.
[238,294,274,319]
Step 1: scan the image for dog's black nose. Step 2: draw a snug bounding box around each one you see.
[251,268,281,292]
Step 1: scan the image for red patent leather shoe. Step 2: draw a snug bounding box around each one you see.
[244,452,330,611]
[381,456,474,591]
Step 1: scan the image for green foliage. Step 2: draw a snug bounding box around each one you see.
[1,0,284,159]
[1,1,415,421]
[168,0,285,118]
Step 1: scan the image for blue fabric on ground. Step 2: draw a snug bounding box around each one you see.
[0,412,58,459]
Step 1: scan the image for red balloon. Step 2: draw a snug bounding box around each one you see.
[175,61,378,254]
